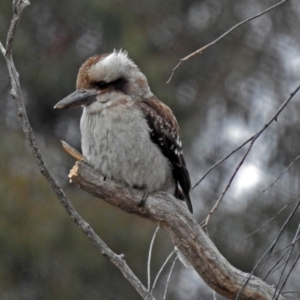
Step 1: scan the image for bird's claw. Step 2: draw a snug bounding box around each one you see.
[138,190,148,207]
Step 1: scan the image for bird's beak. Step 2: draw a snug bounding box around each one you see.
[54,89,100,109]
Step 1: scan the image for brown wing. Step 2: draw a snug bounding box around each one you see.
[136,97,193,213]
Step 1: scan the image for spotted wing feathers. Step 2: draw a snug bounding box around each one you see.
[137,97,193,213]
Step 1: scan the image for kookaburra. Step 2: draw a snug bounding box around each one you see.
[54,50,193,213]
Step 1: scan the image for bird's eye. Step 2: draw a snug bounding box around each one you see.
[95,81,109,89]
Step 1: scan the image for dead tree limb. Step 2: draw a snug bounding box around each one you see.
[69,159,287,300]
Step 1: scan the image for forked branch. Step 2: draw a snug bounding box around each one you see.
[69,158,287,300]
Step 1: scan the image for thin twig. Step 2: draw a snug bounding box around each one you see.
[282,290,300,295]
[201,139,256,227]
[194,81,300,191]
[235,196,300,299]
[163,256,178,300]
[0,2,154,299]
[6,0,30,58]
[150,251,175,296]
[167,0,288,83]
[274,225,300,299]
[259,238,300,277]
[192,136,253,190]
[259,244,293,267]
[147,226,160,291]
[243,197,299,239]
[201,83,300,227]
[263,248,290,279]
[272,250,294,299]
[254,153,300,201]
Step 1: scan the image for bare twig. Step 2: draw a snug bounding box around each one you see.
[254,153,300,201]
[258,237,300,278]
[260,245,292,266]
[235,196,300,299]
[257,197,300,269]
[201,139,255,227]
[5,0,30,58]
[263,248,290,279]
[282,290,300,295]
[280,252,300,293]
[192,136,252,190]
[150,251,175,295]
[194,82,300,191]
[200,83,300,227]
[163,257,178,300]
[147,226,160,291]
[243,197,299,239]
[273,225,300,299]
[167,0,288,83]
[1,2,154,299]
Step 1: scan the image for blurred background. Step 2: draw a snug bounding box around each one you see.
[1,0,300,299]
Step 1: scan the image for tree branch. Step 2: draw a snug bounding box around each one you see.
[167,0,288,83]
[197,82,300,227]
[1,2,154,299]
[5,0,30,58]
[69,159,287,300]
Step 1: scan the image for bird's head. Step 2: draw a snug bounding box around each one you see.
[54,50,151,110]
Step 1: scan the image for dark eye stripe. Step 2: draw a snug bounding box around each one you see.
[95,81,109,89]
[93,77,128,92]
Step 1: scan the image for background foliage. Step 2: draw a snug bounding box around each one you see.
[1,1,300,299]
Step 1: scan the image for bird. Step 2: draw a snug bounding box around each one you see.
[54,50,193,213]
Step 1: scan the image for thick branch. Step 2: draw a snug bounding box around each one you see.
[69,160,287,300]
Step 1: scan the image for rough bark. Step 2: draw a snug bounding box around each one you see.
[69,160,287,300]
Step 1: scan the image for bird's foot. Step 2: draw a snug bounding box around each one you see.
[138,190,149,208]
[133,185,148,207]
